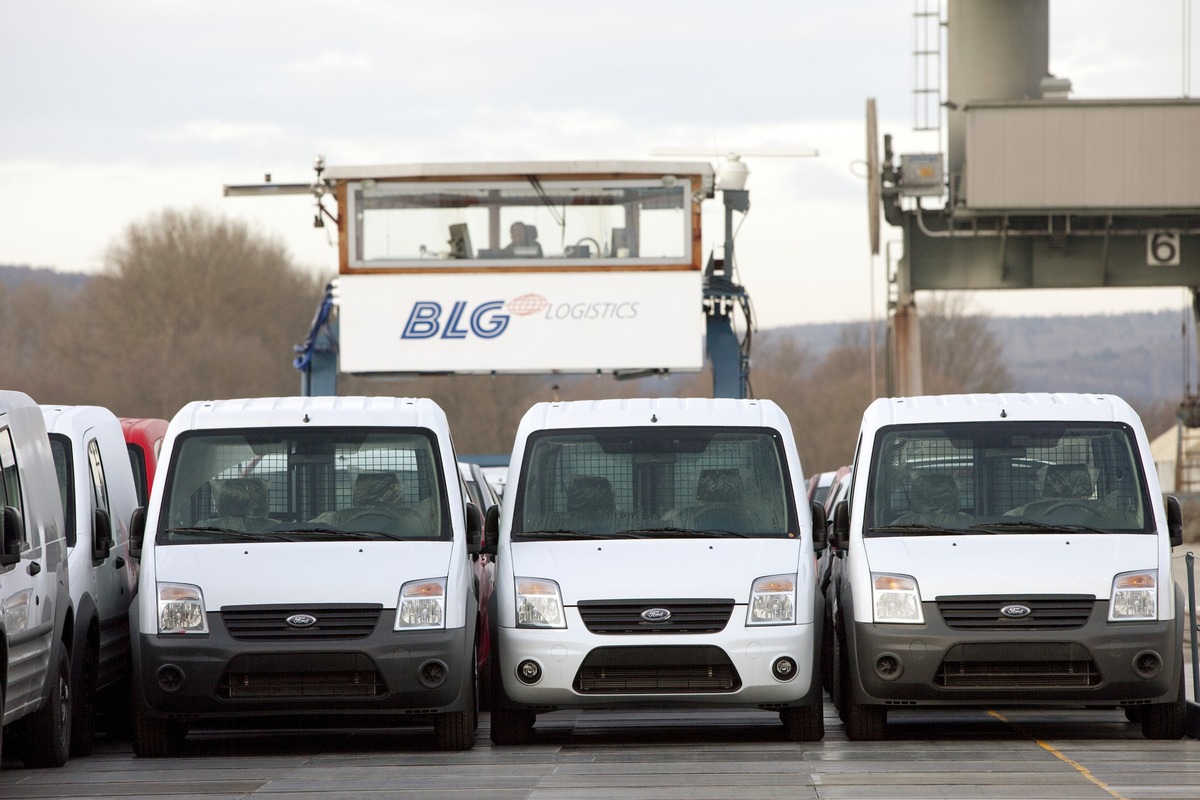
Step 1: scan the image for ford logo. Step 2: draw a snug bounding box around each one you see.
[286,614,318,628]
[1000,604,1031,618]
[640,608,672,622]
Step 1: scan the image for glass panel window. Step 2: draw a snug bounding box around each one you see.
[347,179,692,269]
[865,421,1150,535]
[157,428,448,545]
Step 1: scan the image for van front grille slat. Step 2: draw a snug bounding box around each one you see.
[577,599,734,634]
[222,604,382,640]
[937,595,1095,630]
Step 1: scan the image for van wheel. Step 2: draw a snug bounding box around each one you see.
[1141,663,1186,740]
[70,643,98,756]
[433,663,477,751]
[820,599,834,695]
[1,680,6,768]
[831,618,848,716]
[780,702,824,742]
[21,643,72,767]
[132,713,186,757]
[844,695,886,741]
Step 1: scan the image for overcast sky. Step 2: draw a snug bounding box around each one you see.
[2,1,1196,330]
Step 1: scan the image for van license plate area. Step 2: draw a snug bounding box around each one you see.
[935,642,1100,688]
[574,645,740,693]
[218,652,386,699]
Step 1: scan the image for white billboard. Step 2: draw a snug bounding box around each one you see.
[335,272,704,374]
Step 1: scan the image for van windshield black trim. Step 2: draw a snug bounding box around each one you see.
[863,420,1153,537]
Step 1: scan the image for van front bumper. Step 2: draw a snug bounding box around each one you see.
[133,611,473,722]
[498,609,817,709]
[847,600,1182,707]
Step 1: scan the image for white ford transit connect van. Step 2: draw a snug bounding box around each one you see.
[484,398,826,744]
[830,393,1185,740]
[129,397,488,755]
[1,390,73,768]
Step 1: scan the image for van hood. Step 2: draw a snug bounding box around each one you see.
[153,542,453,608]
[861,534,1160,598]
[507,538,804,604]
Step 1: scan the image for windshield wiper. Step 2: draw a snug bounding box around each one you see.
[163,526,292,542]
[515,529,607,540]
[970,521,1109,535]
[870,524,966,536]
[617,527,752,539]
[267,527,380,540]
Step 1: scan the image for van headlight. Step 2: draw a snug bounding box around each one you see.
[157,582,208,634]
[396,578,446,630]
[872,573,924,624]
[1109,570,1157,621]
[747,573,796,625]
[516,577,566,628]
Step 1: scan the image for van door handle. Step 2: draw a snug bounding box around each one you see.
[114,557,125,569]
[28,561,41,576]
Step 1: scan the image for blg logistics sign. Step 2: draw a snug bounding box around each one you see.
[335,272,704,374]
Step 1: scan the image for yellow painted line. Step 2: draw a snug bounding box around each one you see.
[987,710,1127,800]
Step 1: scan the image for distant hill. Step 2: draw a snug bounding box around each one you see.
[770,309,1194,408]
[0,264,89,292]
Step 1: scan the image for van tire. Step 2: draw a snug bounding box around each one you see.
[70,642,97,756]
[433,665,478,751]
[21,643,72,767]
[780,702,824,742]
[844,695,886,742]
[820,598,834,695]
[831,618,848,716]
[1141,663,1185,740]
[132,713,185,757]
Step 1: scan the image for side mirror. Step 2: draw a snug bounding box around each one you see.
[92,507,113,562]
[128,507,146,560]
[833,499,850,551]
[1,505,24,567]
[482,504,500,556]
[810,500,828,553]
[1167,495,1184,548]
[465,502,483,556]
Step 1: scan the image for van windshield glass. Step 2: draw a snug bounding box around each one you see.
[513,426,796,539]
[864,421,1152,536]
[156,427,448,545]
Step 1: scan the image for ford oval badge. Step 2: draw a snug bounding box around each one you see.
[286,613,318,628]
[641,608,672,622]
[1000,604,1031,618]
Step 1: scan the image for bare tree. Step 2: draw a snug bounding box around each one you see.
[75,208,326,418]
[919,292,1012,394]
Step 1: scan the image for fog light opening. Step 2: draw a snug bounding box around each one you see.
[875,653,903,681]
[1133,650,1162,679]
[516,659,542,685]
[771,656,797,682]
[418,659,448,688]
[156,665,185,693]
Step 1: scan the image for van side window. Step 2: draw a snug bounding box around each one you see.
[48,435,76,546]
[0,428,26,540]
[87,439,111,519]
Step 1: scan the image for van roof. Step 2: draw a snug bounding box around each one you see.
[518,397,791,431]
[861,393,1138,428]
[166,396,449,433]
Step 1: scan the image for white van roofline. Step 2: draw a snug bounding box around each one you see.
[517,397,792,432]
[862,393,1137,428]
[166,396,449,433]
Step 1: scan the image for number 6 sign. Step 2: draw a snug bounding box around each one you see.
[1147,230,1181,266]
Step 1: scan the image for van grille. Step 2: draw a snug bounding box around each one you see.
[577,599,734,634]
[217,652,386,699]
[935,642,1101,688]
[937,595,1095,630]
[574,645,740,693]
[222,605,383,640]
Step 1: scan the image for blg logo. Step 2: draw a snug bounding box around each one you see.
[401,301,510,339]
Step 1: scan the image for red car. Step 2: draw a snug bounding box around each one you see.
[120,417,168,506]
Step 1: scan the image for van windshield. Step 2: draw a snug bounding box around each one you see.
[513,426,797,539]
[864,421,1152,536]
[156,427,449,545]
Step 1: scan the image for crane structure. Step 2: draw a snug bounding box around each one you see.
[227,157,759,399]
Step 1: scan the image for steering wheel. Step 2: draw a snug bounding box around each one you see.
[1038,500,1104,523]
[576,237,602,257]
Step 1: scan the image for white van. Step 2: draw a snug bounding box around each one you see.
[830,393,1186,740]
[484,398,826,744]
[129,397,488,755]
[41,404,141,756]
[1,390,73,768]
